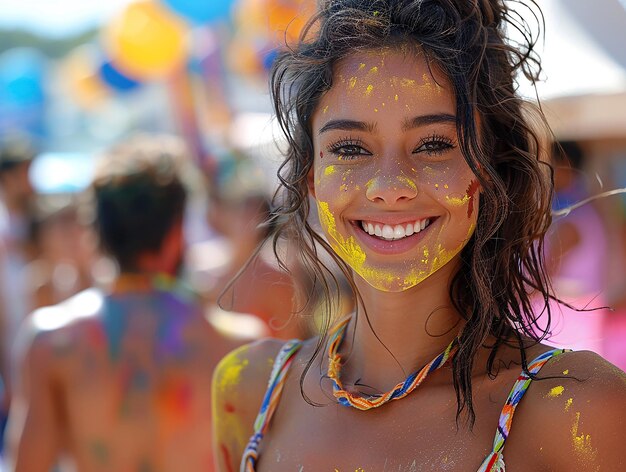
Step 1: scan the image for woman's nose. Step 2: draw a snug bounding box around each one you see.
[365,173,418,204]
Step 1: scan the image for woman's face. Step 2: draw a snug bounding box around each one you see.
[309,49,479,292]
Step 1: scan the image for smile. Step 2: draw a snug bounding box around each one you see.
[359,218,432,241]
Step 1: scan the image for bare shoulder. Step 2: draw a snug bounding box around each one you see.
[14,288,104,362]
[517,349,626,470]
[212,337,291,471]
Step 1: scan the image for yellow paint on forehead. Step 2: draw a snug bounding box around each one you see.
[348,76,358,89]
[547,386,565,398]
[571,412,598,462]
[358,63,366,70]
[323,105,329,114]
[324,165,337,177]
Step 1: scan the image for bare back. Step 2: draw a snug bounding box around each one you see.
[9,286,237,472]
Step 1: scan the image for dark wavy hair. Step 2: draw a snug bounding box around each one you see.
[91,134,188,272]
[268,0,555,425]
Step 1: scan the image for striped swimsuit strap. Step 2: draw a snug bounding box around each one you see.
[477,347,571,472]
[241,339,302,472]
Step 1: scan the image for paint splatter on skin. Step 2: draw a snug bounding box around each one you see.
[571,412,598,462]
[324,165,337,176]
[365,84,374,96]
[323,105,329,114]
[466,179,480,218]
[565,398,573,411]
[563,369,569,375]
[220,444,235,472]
[216,346,249,393]
[547,385,565,398]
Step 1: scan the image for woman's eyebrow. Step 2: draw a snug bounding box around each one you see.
[318,113,457,135]
[401,113,457,131]
[318,119,377,135]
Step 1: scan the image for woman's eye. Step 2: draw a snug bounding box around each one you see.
[327,140,372,160]
[413,136,455,157]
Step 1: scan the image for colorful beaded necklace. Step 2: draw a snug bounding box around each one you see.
[327,317,458,410]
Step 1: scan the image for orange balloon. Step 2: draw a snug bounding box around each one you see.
[103,1,188,80]
[61,46,109,109]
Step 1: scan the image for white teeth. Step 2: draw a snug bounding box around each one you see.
[360,218,432,240]
[382,225,395,239]
[393,225,405,239]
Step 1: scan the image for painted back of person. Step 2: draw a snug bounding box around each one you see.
[9,284,236,472]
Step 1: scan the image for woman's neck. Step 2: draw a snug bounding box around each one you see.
[337,265,465,392]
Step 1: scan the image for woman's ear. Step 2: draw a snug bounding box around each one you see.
[307,166,316,200]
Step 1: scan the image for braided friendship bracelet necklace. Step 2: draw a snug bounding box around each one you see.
[327,317,458,410]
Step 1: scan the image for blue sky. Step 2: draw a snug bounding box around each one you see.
[0,0,134,37]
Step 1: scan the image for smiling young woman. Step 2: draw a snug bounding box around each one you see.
[212,1,626,471]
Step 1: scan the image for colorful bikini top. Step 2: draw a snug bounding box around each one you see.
[241,340,569,472]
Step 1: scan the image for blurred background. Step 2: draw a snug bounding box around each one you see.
[0,0,625,448]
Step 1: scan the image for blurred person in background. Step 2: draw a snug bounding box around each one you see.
[25,195,98,309]
[540,140,609,353]
[6,134,237,471]
[0,135,37,451]
[199,154,308,340]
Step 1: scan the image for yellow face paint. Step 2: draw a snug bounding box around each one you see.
[311,50,478,292]
[565,398,573,411]
[324,165,337,176]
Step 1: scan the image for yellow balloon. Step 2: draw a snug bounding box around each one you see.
[103,1,188,80]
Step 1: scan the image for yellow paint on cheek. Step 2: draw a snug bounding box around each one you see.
[394,94,399,101]
[565,398,573,411]
[369,66,378,73]
[318,201,366,269]
[401,78,416,87]
[563,369,569,375]
[324,165,337,177]
[445,194,470,206]
[348,76,357,89]
[571,412,597,462]
[365,84,374,96]
[358,63,366,70]
[547,386,565,398]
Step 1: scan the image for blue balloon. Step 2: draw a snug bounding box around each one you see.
[0,48,46,107]
[161,0,235,24]
[99,61,141,92]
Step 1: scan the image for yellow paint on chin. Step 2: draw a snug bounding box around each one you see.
[571,412,598,462]
[547,385,565,398]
